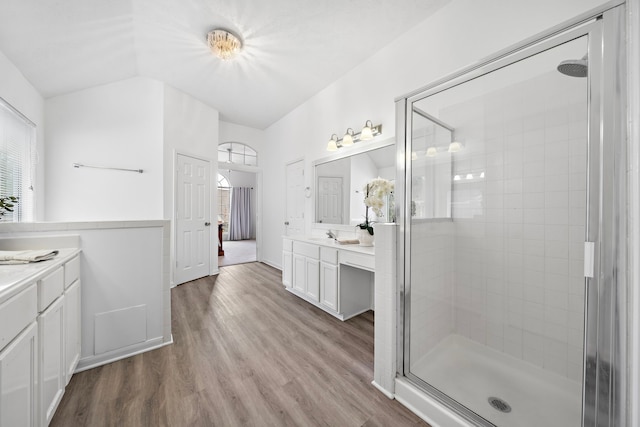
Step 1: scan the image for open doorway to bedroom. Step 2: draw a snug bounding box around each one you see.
[217,142,260,267]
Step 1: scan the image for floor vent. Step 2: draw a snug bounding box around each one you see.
[488,397,512,413]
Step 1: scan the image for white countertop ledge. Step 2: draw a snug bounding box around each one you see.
[0,220,168,233]
[0,248,81,305]
[284,235,375,256]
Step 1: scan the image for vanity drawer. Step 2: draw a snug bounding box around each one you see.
[64,255,80,288]
[0,284,37,351]
[38,266,64,312]
[292,241,319,259]
[339,251,375,272]
[283,239,293,252]
[320,247,338,265]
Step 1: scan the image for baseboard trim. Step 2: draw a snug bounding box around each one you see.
[371,380,395,399]
[75,335,173,373]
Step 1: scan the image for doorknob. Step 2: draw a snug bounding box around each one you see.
[205,222,211,226]
[284,221,290,225]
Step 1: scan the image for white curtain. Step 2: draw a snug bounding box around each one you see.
[229,187,253,240]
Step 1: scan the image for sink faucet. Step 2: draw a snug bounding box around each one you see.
[326,230,337,240]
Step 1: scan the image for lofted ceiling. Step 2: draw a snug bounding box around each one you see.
[0,0,449,129]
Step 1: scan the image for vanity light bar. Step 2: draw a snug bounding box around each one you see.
[327,123,382,151]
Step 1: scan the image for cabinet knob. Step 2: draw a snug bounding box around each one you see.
[284,221,290,225]
[205,222,211,226]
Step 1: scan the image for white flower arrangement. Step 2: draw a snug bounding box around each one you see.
[357,177,394,235]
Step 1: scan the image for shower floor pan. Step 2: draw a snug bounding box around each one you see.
[411,334,581,427]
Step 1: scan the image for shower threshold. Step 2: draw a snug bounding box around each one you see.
[410,335,581,427]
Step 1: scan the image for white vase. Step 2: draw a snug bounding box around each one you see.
[358,229,374,246]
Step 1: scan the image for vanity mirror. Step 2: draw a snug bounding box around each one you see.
[313,139,395,226]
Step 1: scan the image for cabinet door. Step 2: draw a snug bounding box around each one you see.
[39,296,65,426]
[282,251,292,288]
[305,258,320,302]
[320,262,338,311]
[292,253,306,293]
[64,281,81,385]
[0,321,37,427]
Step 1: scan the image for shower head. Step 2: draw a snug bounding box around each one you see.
[557,54,588,78]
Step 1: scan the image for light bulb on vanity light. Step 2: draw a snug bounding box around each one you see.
[360,120,374,140]
[448,141,463,153]
[327,134,338,151]
[342,128,355,146]
[426,147,437,157]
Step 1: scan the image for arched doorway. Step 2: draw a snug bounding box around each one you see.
[217,142,260,266]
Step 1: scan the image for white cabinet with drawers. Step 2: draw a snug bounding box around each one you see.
[292,241,320,302]
[0,285,38,427]
[319,247,338,311]
[282,237,373,320]
[0,249,81,427]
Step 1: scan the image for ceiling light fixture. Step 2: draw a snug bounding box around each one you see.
[326,121,382,151]
[207,29,242,60]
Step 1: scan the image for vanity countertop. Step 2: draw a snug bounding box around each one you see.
[284,235,375,256]
[0,248,81,305]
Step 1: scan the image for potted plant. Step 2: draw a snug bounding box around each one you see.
[356,177,394,246]
[0,196,18,219]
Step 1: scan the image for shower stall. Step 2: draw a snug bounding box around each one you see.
[395,4,626,427]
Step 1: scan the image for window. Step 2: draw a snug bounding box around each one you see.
[217,173,230,232]
[218,142,257,166]
[0,98,35,222]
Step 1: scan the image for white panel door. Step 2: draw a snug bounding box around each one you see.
[317,177,342,224]
[64,280,81,385]
[285,160,305,236]
[305,258,320,302]
[176,154,211,285]
[0,322,37,427]
[292,253,306,293]
[320,262,338,311]
[282,250,292,288]
[39,296,64,427]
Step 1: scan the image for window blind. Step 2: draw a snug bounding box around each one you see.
[0,97,36,222]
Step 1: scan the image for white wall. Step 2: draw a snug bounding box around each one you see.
[45,77,164,221]
[163,84,219,276]
[0,221,171,371]
[0,50,45,220]
[260,0,608,267]
[219,120,264,158]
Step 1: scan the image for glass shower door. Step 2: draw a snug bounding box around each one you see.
[403,34,591,427]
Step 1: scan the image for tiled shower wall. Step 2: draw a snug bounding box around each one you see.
[409,220,455,364]
[447,71,588,381]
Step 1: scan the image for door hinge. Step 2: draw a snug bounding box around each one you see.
[584,242,595,278]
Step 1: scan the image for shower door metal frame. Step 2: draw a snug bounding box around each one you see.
[395,2,627,426]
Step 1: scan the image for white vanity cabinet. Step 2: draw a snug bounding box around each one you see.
[283,237,373,320]
[319,247,338,311]
[39,295,64,426]
[282,239,292,288]
[292,241,320,302]
[0,249,81,427]
[63,257,81,385]
[0,285,38,427]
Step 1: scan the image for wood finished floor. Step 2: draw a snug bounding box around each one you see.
[51,262,429,427]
